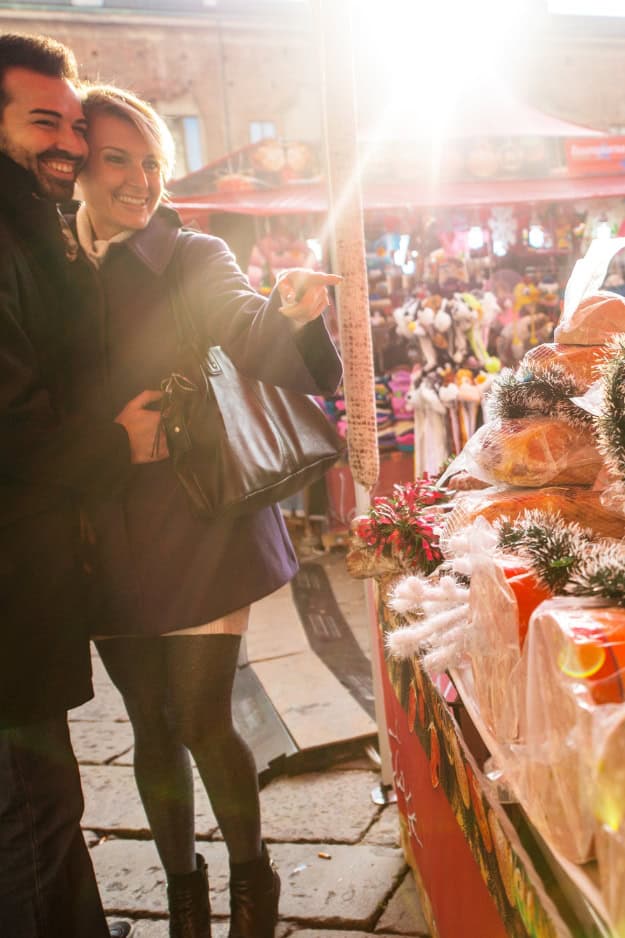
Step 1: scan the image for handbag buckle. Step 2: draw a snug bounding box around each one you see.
[205,349,222,376]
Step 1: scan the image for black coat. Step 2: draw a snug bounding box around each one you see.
[0,153,132,727]
[71,207,342,636]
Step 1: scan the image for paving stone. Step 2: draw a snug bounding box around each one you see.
[70,720,134,764]
[91,841,230,916]
[253,651,376,751]
[273,842,404,927]
[247,583,310,662]
[289,933,399,938]
[261,770,380,843]
[70,684,129,723]
[91,648,115,685]
[130,921,229,937]
[80,765,218,836]
[92,839,404,927]
[130,921,291,938]
[362,804,401,848]
[321,553,372,659]
[376,871,429,935]
[84,829,101,848]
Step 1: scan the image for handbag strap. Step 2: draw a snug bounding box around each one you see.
[168,231,221,376]
[168,231,202,353]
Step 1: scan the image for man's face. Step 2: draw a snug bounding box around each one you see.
[0,66,87,200]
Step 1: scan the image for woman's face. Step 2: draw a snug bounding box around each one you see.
[79,112,163,240]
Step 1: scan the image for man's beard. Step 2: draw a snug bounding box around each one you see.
[0,130,82,201]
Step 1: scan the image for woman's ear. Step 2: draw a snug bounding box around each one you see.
[74,179,85,201]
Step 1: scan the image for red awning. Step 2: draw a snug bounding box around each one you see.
[170,174,625,220]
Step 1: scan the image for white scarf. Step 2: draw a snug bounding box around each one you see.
[76,203,133,268]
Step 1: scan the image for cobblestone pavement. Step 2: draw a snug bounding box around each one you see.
[72,550,430,936]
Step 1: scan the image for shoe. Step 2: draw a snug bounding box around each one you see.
[228,843,281,938]
[167,854,211,938]
[109,924,132,938]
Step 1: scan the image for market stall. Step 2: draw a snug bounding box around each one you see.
[345,239,625,937]
[168,98,625,536]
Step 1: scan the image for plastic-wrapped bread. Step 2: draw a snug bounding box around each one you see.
[594,707,625,938]
[468,556,551,744]
[443,485,625,542]
[457,417,602,488]
[520,342,607,390]
[519,599,625,863]
[554,291,625,346]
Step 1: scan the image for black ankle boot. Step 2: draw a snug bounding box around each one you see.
[167,854,211,938]
[228,843,281,938]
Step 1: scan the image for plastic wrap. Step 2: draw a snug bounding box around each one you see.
[520,342,608,390]
[593,707,625,938]
[445,417,602,488]
[519,598,625,863]
[442,485,625,541]
[554,291,625,346]
[557,237,625,343]
[468,556,551,744]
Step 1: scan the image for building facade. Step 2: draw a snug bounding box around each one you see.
[1,1,625,177]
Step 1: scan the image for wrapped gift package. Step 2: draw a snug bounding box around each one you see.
[456,417,602,488]
[468,556,551,744]
[519,598,625,864]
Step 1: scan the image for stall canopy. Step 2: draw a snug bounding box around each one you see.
[169,84,618,223]
[170,173,625,221]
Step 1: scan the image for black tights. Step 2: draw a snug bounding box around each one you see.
[96,635,262,876]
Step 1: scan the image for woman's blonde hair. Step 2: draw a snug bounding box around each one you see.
[81,83,176,181]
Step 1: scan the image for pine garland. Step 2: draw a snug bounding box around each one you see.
[496,509,594,593]
[567,540,625,606]
[597,334,625,483]
[489,366,594,430]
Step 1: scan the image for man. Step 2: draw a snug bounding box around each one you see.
[0,33,164,938]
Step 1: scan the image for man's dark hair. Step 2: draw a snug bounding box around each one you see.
[0,33,78,116]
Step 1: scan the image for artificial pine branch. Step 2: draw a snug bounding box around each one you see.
[597,335,625,482]
[496,509,593,592]
[567,541,625,606]
[489,365,593,429]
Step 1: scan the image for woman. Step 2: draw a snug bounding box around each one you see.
[72,85,342,938]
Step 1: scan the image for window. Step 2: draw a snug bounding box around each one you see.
[164,115,204,178]
[249,121,277,144]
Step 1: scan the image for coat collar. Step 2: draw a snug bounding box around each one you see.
[124,203,183,276]
[0,151,61,235]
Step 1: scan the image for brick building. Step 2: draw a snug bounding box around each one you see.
[1,1,625,178]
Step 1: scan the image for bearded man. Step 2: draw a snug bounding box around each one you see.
[0,33,160,938]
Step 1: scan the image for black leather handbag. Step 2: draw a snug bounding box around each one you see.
[159,240,345,521]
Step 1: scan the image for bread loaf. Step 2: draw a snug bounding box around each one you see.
[521,342,607,390]
[470,417,602,487]
[443,485,625,541]
[554,291,625,346]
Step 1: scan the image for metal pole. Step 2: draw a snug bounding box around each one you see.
[315,0,393,789]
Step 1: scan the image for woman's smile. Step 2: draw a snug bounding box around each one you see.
[79,112,163,240]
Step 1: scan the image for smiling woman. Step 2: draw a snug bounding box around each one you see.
[79,85,174,239]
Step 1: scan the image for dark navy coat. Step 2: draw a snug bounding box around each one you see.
[72,206,342,636]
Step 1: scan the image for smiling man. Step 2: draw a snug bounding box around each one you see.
[0,34,135,938]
